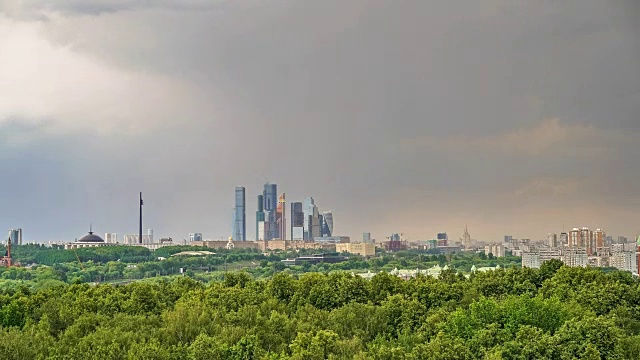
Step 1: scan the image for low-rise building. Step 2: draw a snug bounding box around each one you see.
[281,254,347,266]
[336,242,376,257]
[313,236,350,243]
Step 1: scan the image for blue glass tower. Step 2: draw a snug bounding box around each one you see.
[233,186,246,241]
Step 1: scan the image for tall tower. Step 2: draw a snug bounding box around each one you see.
[256,194,265,241]
[7,229,19,247]
[291,202,304,240]
[139,192,143,244]
[233,186,246,241]
[322,211,333,237]
[303,197,320,240]
[277,193,286,240]
[263,183,278,239]
[462,226,471,248]
[547,233,558,248]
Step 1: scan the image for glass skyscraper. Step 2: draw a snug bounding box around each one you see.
[321,211,333,237]
[303,197,320,240]
[256,194,265,240]
[291,202,304,240]
[263,183,278,239]
[233,186,246,241]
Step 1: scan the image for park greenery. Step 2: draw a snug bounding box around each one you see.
[0,260,639,359]
[0,245,521,291]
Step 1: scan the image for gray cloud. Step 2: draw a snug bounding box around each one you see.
[0,0,638,242]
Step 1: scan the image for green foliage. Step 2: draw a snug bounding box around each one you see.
[0,254,638,359]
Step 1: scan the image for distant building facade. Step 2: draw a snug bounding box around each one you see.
[303,197,320,240]
[233,186,246,241]
[290,202,304,240]
[462,226,471,248]
[321,211,333,237]
[189,233,203,242]
[263,183,278,239]
[336,242,376,257]
[437,233,448,247]
[484,244,505,258]
[256,195,265,241]
[276,193,286,240]
[105,233,118,244]
[8,229,22,246]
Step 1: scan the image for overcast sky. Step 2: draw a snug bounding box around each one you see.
[1,0,638,243]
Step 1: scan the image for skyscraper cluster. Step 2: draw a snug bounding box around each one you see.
[232,183,334,241]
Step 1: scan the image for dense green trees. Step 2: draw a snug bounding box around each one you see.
[0,264,638,359]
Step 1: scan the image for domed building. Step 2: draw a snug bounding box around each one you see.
[65,227,115,249]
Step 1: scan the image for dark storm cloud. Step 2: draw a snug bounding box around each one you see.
[1,0,639,241]
[1,0,227,18]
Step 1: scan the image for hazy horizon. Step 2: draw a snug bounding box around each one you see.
[1,0,639,243]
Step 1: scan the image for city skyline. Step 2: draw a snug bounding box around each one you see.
[1,1,639,242]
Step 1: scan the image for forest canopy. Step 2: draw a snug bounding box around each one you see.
[0,260,639,359]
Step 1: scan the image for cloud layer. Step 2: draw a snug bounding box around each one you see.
[0,0,638,242]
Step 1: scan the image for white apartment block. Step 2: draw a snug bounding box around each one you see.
[610,244,637,274]
[562,248,588,267]
[521,252,541,268]
[484,244,505,258]
[104,233,118,244]
[123,234,153,245]
[539,248,562,263]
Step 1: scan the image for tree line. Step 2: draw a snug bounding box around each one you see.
[0,260,639,359]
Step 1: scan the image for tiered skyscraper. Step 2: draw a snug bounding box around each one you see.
[462,226,471,248]
[303,197,320,240]
[233,186,246,241]
[248,183,334,241]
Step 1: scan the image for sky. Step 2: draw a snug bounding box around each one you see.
[0,0,639,243]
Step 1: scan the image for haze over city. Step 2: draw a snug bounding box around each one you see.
[1,0,639,242]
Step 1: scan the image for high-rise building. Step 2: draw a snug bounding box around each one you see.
[559,232,568,246]
[321,211,333,237]
[462,226,471,248]
[580,227,594,255]
[569,228,580,247]
[189,233,203,242]
[303,197,320,240]
[437,233,448,247]
[593,229,605,254]
[605,235,613,246]
[291,202,304,240]
[547,233,557,248]
[8,229,21,246]
[263,183,278,239]
[504,235,513,243]
[256,195,265,241]
[276,193,286,240]
[105,233,118,244]
[363,232,372,244]
[563,248,588,267]
[233,186,246,241]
